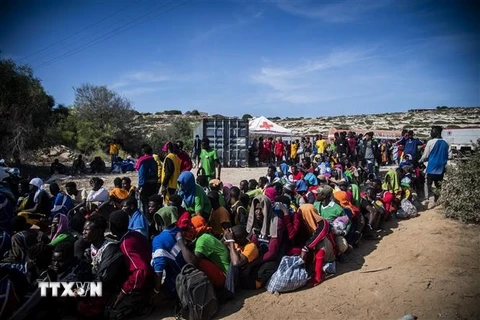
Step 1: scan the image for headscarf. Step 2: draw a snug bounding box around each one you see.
[280,163,289,176]
[298,204,322,235]
[382,169,400,193]
[50,213,69,241]
[155,206,178,227]
[29,178,44,203]
[350,184,361,208]
[264,187,277,202]
[246,195,278,238]
[191,216,211,237]
[177,171,196,207]
[334,191,360,216]
[304,173,318,186]
[296,180,308,193]
[209,179,223,189]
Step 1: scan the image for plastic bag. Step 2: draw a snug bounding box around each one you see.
[267,256,310,293]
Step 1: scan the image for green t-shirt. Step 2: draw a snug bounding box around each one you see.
[319,201,345,221]
[185,185,212,216]
[319,201,351,233]
[194,233,230,273]
[200,148,218,178]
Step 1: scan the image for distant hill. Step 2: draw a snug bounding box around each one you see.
[132,107,480,139]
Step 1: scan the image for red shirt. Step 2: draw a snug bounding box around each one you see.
[264,141,272,152]
[275,142,284,157]
[177,151,192,172]
[292,172,304,181]
[119,231,153,294]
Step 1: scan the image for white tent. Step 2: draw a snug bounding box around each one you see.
[249,116,292,136]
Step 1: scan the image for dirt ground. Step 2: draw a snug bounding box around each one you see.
[55,168,480,320]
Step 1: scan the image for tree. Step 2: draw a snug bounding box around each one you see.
[147,118,194,153]
[242,114,252,120]
[72,84,137,154]
[0,58,55,163]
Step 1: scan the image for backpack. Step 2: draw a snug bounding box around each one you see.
[175,263,218,320]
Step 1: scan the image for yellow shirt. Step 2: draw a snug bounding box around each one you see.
[316,139,327,154]
[153,154,163,183]
[234,242,259,263]
[109,143,119,155]
[291,142,298,159]
[161,153,181,189]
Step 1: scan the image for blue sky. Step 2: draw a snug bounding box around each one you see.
[1,0,479,117]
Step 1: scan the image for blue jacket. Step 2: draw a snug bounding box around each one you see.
[398,137,423,159]
[138,158,158,188]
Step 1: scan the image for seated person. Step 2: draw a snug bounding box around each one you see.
[108,211,153,316]
[50,182,74,216]
[229,187,248,226]
[50,159,67,175]
[223,225,259,295]
[77,214,126,318]
[169,194,191,229]
[17,178,51,225]
[49,213,76,247]
[245,195,285,289]
[72,155,87,175]
[65,182,87,207]
[176,216,230,289]
[16,179,34,212]
[122,197,149,239]
[151,211,186,301]
[1,216,44,268]
[122,177,137,198]
[71,178,109,216]
[6,243,56,319]
[97,178,129,213]
[90,157,106,174]
[209,179,226,207]
[207,191,231,239]
[315,186,349,255]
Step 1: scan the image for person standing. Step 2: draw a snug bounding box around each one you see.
[176,140,193,172]
[198,138,221,181]
[192,135,202,168]
[363,132,378,178]
[316,135,327,156]
[397,130,423,165]
[109,140,120,172]
[161,142,181,205]
[136,144,158,219]
[419,126,449,209]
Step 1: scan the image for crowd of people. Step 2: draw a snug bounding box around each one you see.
[0,126,450,319]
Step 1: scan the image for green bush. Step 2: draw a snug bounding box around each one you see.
[439,148,480,224]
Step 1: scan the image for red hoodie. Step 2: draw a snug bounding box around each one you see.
[119,231,153,294]
[177,151,193,172]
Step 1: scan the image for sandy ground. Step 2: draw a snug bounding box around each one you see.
[57,168,480,320]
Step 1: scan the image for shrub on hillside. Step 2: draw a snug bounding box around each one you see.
[439,147,480,224]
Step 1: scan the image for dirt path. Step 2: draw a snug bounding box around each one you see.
[58,168,480,320]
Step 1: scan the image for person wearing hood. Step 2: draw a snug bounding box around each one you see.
[207,191,231,238]
[176,216,230,289]
[49,213,75,247]
[177,171,211,220]
[17,178,51,225]
[245,195,285,289]
[107,210,153,316]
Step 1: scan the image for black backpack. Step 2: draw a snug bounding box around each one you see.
[175,263,218,320]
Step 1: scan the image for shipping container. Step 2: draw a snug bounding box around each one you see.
[193,118,249,167]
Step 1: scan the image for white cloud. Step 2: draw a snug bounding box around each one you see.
[274,0,390,22]
[121,87,161,96]
[251,47,377,103]
[111,71,170,88]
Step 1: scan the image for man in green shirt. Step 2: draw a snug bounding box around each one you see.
[198,138,221,181]
[316,186,351,233]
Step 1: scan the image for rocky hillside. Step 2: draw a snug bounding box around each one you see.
[132,107,480,139]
